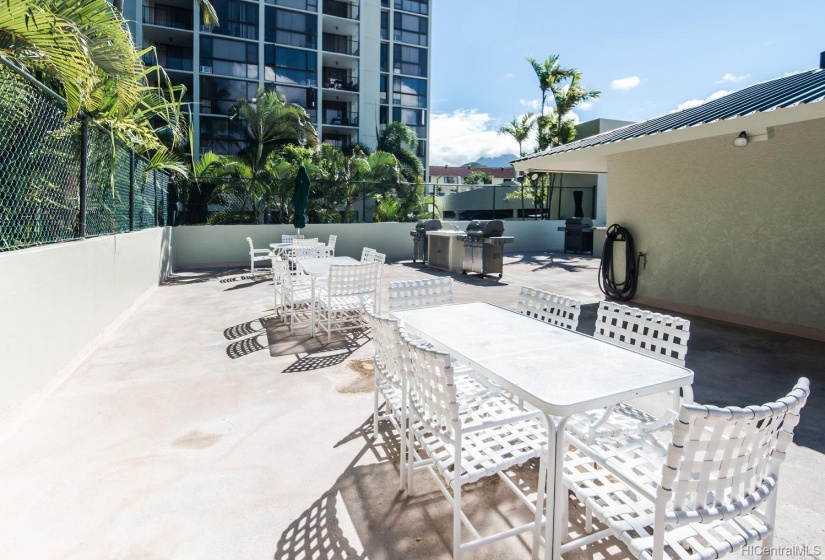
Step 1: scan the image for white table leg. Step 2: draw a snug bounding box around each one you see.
[551,417,569,560]
[539,416,558,560]
[310,275,316,337]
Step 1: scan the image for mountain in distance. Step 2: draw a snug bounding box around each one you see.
[474,154,518,168]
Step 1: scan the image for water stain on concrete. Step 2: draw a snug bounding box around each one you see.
[173,430,222,449]
[338,359,375,394]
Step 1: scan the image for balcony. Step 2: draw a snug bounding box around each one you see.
[143,45,194,72]
[323,0,359,20]
[322,73,359,92]
[322,33,359,56]
[142,5,193,30]
[323,111,358,127]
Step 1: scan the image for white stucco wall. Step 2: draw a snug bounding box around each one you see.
[0,228,172,423]
[607,118,825,338]
[172,221,565,269]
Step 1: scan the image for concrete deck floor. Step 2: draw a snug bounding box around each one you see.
[1,252,822,560]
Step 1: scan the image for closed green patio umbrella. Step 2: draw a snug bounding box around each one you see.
[292,162,310,236]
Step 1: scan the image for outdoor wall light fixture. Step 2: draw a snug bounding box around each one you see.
[530,172,539,180]
[733,131,748,147]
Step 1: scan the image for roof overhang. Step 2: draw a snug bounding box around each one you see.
[513,100,825,175]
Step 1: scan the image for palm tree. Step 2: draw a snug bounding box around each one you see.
[349,150,400,222]
[377,121,423,182]
[548,71,600,147]
[526,55,574,151]
[230,88,317,168]
[498,113,536,157]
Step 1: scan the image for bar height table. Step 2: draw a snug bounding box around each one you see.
[391,302,694,560]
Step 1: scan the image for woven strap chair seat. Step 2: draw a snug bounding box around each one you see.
[411,394,546,486]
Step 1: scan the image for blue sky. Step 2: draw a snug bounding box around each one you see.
[428,1,825,165]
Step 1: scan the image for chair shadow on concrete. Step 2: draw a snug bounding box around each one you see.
[273,413,559,560]
[263,318,371,374]
[165,268,249,285]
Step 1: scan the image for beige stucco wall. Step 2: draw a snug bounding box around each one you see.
[0,228,172,423]
[607,118,825,337]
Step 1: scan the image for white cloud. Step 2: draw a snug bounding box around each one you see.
[519,98,541,111]
[504,72,514,79]
[717,73,747,83]
[578,100,594,111]
[673,89,731,112]
[610,76,640,91]
[429,109,531,166]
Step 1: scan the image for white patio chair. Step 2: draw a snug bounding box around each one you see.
[568,301,692,443]
[281,234,304,243]
[516,286,582,330]
[371,251,386,312]
[388,277,453,311]
[286,238,322,265]
[272,257,312,333]
[316,263,377,343]
[246,237,273,276]
[562,377,810,560]
[325,234,337,257]
[361,246,376,262]
[402,330,547,559]
[366,310,410,490]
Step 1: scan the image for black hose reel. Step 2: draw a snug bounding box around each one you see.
[598,224,640,301]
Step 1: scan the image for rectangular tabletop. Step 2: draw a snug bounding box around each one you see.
[296,256,359,277]
[391,302,693,417]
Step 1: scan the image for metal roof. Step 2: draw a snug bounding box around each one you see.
[515,68,825,162]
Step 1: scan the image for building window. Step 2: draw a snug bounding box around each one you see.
[393,12,427,46]
[265,45,317,85]
[379,105,388,125]
[379,43,388,72]
[443,176,456,184]
[392,107,426,139]
[265,83,317,118]
[200,37,258,79]
[380,11,388,40]
[265,7,318,49]
[265,0,317,11]
[379,74,388,102]
[394,0,427,15]
[393,44,426,77]
[207,0,258,40]
[200,76,258,116]
[200,115,248,155]
[392,76,427,108]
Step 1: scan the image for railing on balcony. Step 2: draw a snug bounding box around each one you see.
[323,112,359,127]
[143,5,193,30]
[323,0,359,20]
[322,33,359,56]
[143,47,194,72]
[322,75,359,92]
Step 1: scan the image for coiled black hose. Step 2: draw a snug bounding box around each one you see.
[598,224,638,301]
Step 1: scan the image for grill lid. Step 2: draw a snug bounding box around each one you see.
[415,219,443,232]
[465,219,505,237]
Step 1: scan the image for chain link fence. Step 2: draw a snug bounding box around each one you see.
[0,57,170,252]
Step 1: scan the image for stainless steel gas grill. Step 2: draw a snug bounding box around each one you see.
[559,217,594,254]
[461,220,514,279]
[410,219,442,262]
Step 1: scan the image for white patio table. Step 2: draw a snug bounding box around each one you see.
[296,256,360,337]
[390,302,694,560]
